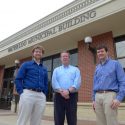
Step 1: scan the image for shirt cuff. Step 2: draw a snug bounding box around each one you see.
[116,96,123,102]
[18,90,23,95]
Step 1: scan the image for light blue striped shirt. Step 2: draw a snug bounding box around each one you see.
[52,65,81,91]
[93,58,125,101]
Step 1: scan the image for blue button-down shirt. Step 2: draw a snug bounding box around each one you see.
[15,60,48,95]
[52,65,81,91]
[93,58,125,101]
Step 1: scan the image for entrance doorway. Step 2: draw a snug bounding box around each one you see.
[0,78,14,109]
[0,66,15,109]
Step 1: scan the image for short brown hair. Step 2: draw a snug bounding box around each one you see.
[96,44,108,52]
[60,50,70,57]
[32,44,45,54]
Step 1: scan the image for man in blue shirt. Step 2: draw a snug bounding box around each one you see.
[15,45,48,125]
[52,51,81,125]
[92,45,125,125]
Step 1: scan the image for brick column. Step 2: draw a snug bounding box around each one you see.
[78,31,115,102]
[0,65,5,93]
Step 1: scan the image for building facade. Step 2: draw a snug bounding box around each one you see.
[0,0,125,108]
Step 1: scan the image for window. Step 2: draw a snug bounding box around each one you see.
[70,53,78,66]
[115,35,125,71]
[115,35,125,101]
[53,57,61,69]
[0,67,15,109]
[116,41,125,58]
[4,67,15,79]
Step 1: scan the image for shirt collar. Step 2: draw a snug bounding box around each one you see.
[62,64,70,68]
[100,57,110,65]
[31,59,43,66]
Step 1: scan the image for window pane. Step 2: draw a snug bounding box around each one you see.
[43,59,52,71]
[53,57,61,69]
[70,53,78,66]
[118,58,125,68]
[116,41,125,58]
[4,67,15,79]
[48,71,51,81]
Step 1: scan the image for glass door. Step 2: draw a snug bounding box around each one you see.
[0,78,14,109]
[0,66,15,109]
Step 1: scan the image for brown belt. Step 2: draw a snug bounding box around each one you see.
[96,90,116,93]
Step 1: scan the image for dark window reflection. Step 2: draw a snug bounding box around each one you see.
[53,57,61,69]
[43,60,52,71]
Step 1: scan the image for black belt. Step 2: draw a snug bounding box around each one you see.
[26,88,42,93]
[55,92,78,95]
[96,90,116,93]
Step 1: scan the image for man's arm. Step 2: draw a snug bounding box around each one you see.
[111,61,125,109]
[92,68,97,111]
[115,61,125,101]
[52,69,62,92]
[69,68,81,93]
[44,68,48,95]
[15,63,26,95]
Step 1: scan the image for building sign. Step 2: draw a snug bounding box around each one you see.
[40,0,100,28]
[8,10,96,53]
[0,0,101,50]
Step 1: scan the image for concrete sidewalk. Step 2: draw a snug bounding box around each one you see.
[0,110,125,125]
[0,110,93,125]
[0,110,52,125]
[0,111,52,125]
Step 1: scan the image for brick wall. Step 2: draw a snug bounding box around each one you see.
[78,31,115,102]
[0,65,5,91]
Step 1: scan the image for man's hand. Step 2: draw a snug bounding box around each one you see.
[69,87,76,93]
[92,101,96,112]
[13,91,19,95]
[60,90,70,99]
[111,99,120,109]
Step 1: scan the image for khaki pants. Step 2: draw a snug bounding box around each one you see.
[17,89,46,125]
[95,92,118,125]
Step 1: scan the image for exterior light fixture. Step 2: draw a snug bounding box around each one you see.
[84,36,96,64]
[15,59,20,68]
[15,59,20,64]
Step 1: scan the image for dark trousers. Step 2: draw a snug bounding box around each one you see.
[54,92,78,125]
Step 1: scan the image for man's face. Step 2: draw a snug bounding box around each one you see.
[32,49,43,60]
[97,48,108,61]
[61,52,70,65]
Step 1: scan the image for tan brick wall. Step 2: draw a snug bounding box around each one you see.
[78,31,115,102]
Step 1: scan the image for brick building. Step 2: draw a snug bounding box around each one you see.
[0,0,125,109]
